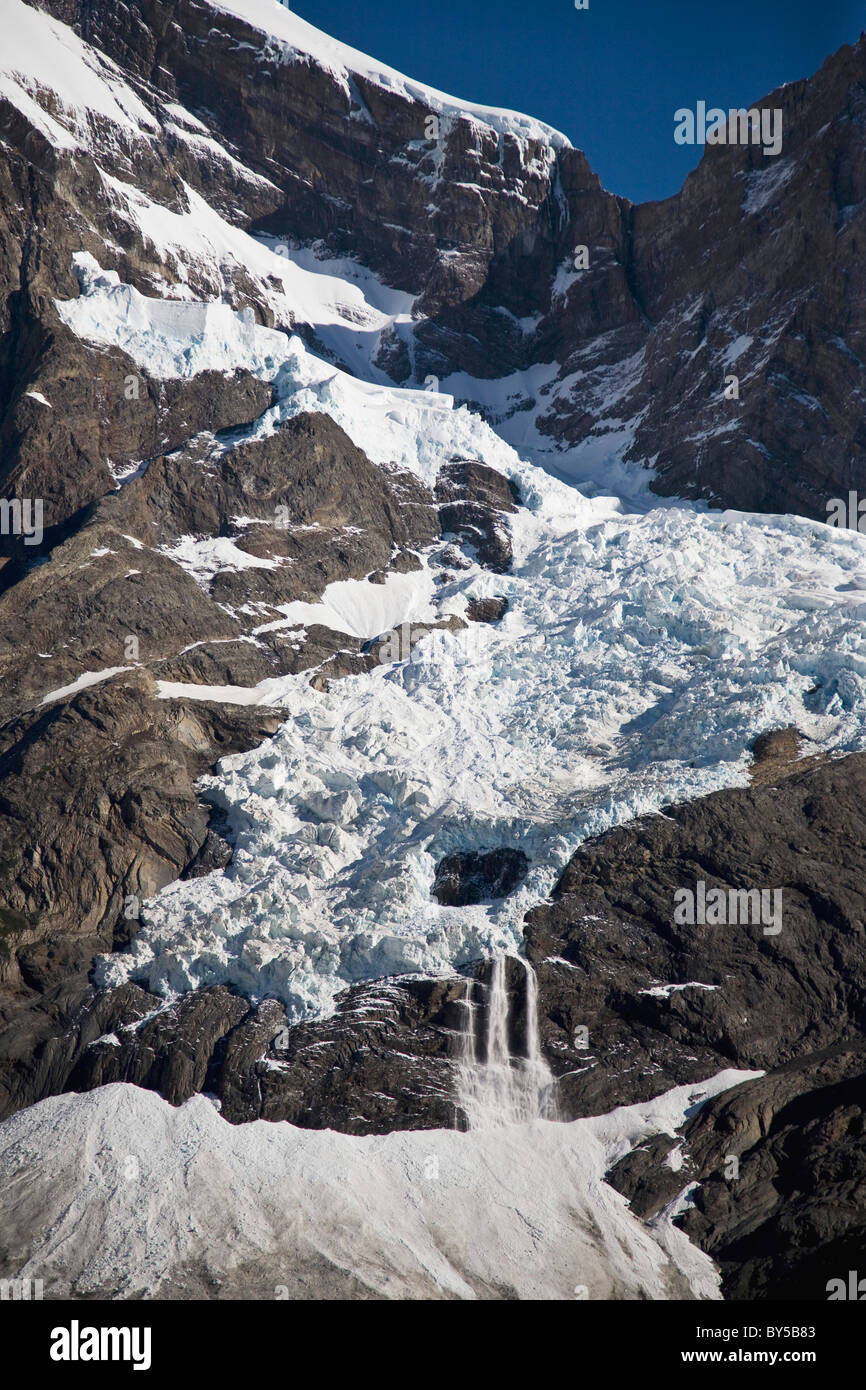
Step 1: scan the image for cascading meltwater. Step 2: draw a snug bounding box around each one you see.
[457,953,556,1129]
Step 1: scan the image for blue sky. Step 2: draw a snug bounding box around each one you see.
[292,0,864,202]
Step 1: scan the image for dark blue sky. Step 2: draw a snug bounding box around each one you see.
[292,0,864,202]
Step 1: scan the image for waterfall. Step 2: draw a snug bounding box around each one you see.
[457,953,556,1129]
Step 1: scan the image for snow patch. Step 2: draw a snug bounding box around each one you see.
[39,666,136,707]
[0,0,160,150]
[742,159,796,214]
[273,567,437,640]
[639,983,720,999]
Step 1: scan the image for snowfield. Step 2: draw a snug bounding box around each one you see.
[0,1072,761,1300]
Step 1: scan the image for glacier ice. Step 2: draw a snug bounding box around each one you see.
[54,253,866,1024]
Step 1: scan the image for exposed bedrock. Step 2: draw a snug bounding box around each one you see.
[432,848,530,906]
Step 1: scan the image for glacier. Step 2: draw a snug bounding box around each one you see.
[58,253,866,1020]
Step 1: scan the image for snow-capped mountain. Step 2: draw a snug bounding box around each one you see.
[3,0,865,535]
[1,0,866,1304]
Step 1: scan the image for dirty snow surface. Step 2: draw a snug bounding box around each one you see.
[0,1073,761,1300]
